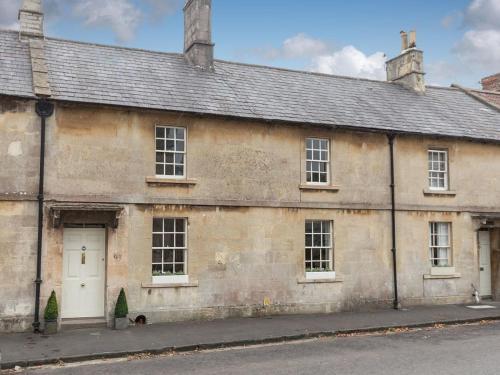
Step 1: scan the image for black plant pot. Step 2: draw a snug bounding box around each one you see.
[44,319,58,334]
[114,317,129,330]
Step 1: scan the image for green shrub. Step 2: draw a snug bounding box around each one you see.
[44,290,59,321]
[114,288,128,318]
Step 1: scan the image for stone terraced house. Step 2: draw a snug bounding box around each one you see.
[1,0,500,332]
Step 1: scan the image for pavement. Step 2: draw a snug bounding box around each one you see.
[24,319,500,375]
[1,302,500,370]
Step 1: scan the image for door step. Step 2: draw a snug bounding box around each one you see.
[60,318,107,330]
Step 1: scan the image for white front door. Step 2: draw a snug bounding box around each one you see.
[478,231,492,297]
[62,228,106,318]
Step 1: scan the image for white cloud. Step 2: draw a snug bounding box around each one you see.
[256,33,329,60]
[311,46,387,80]
[0,0,181,42]
[143,0,182,21]
[0,0,21,29]
[454,0,500,71]
[74,0,143,42]
[281,33,329,59]
[463,0,500,30]
[454,29,500,70]
[254,33,386,80]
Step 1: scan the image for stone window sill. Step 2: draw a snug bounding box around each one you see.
[299,184,340,192]
[141,282,199,289]
[146,177,198,186]
[297,276,344,284]
[423,274,461,280]
[423,189,456,197]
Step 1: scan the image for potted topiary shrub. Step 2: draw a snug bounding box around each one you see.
[114,288,129,330]
[44,290,59,334]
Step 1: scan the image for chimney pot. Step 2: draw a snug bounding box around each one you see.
[408,30,416,48]
[400,31,408,51]
[184,0,214,70]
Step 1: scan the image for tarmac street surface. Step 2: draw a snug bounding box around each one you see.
[17,321,500,375]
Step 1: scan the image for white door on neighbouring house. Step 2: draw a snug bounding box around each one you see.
[478,231,492,297]
[62,228,106,318]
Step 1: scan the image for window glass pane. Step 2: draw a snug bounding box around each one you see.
[164,219,175,232]
[175,154,184,164]
[156,139,164,151]
[156,152,164,163]
[176,128,185,140]
[175,263,184,273]
[175,249,185,263]
[177,141,185,152]
[322,234,330,247]
[153,219,163,232]
[175,165,184,176]
[164,233,175,248]
[164,264,174,274]
[156,127,165,138]
[305,234,312,247]
[165,153,174,163]
[165,165,174,176]
[152,234,162,248]
[306,139,313,149]
[176,219,185,232]
[152,264,162,274]
[305,249,312,261]
[152,249,162,263]
[175,234,184,247]
[313,235,321,246]
[164,249,174,262]
[166,140,175,151]
[313,221,321,233]
[305,221,312,233]
[155,164,164,175]
[166,128,176,139]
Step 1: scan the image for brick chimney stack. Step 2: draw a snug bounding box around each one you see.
[386,30,425,93]
[18,0,44,40]
[481,73,500,92]
[184,0,214,70]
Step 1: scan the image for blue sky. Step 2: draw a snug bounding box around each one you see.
[1,0,499,87]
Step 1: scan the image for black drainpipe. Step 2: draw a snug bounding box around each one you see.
[33,99,55,333]
[388,133,400,310]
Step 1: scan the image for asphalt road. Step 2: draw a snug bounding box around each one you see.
[20,321,500,375]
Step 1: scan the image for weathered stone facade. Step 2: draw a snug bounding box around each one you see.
[1,100,499,331]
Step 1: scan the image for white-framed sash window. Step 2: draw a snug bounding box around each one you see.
[429,222,451,267]
[152,218,188,283]
[155,126,186,178]
[306,138,330,184]
[428,149,448,190]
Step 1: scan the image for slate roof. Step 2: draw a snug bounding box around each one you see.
[1,29,499,142]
